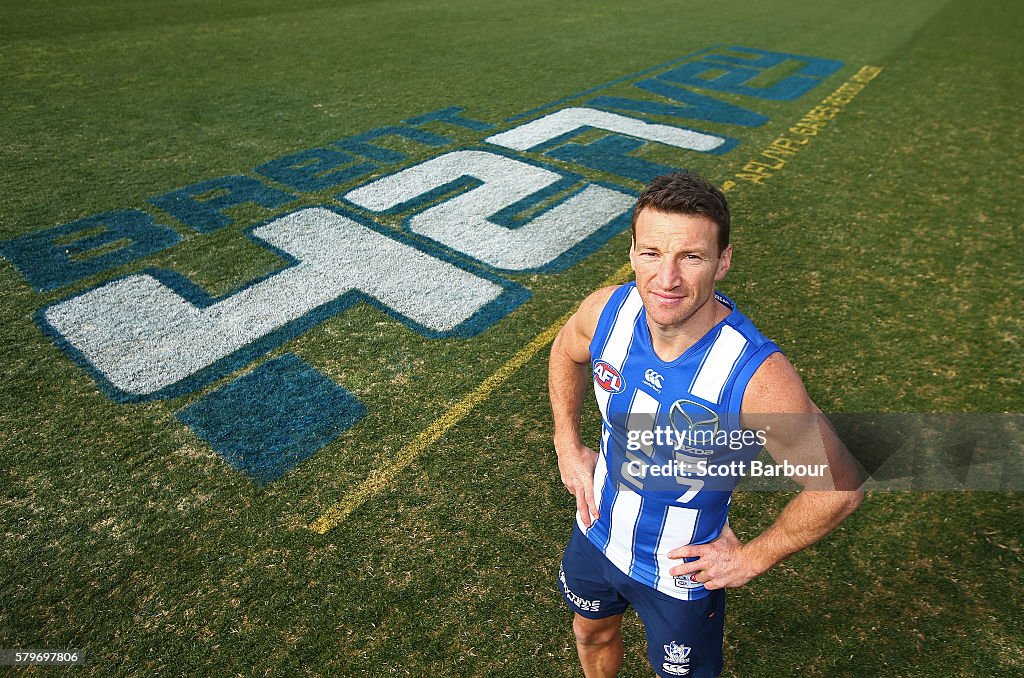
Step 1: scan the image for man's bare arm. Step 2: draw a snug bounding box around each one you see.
[549,285,619,527]
[668,352,864,589]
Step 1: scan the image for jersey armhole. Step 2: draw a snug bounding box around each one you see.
[588,283,635,360]
[726,342,782,412]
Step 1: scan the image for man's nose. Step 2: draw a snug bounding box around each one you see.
[655,259,681,288]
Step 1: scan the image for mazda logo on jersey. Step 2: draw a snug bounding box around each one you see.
[593,360,625,393]
[668,399,720,451]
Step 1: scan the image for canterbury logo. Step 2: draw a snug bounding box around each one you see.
[643,368,664,390]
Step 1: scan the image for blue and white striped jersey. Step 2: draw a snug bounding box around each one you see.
[582,282,780,600]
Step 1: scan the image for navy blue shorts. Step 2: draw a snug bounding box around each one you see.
[558,524,725,678]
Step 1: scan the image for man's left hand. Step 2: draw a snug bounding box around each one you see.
[667,524,764,590]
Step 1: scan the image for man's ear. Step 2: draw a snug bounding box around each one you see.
[629,236,637,273]
[715,244,733,281]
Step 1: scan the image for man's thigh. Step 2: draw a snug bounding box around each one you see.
[557,525,630,620]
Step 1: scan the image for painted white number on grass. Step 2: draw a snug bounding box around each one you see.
[43,208,505,397]
[484,107,728,153]
[344,150,634,270]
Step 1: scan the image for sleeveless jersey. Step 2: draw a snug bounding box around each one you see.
[582,282,780,600]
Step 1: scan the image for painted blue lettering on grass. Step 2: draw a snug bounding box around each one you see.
[659,46,843,101]
[404,107,494,132]
[0,210,180,292]
[176,353,366,484]
[149,175,297,233]
[255,148,377,192]
[706,46,844,79]
[334,126,452,164]
[599,82,768,126]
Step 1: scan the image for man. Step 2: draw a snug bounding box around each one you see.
[549,171,863,677]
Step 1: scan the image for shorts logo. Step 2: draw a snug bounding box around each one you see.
[643,368,664,391]
[593,360,624,393]
[559,564,601,613]
[662,641,692,675]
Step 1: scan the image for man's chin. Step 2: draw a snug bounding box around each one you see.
[646,308,692,329]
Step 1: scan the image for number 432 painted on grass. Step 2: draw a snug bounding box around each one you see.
[40,108,728,402]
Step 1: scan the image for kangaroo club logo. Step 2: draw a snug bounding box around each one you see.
[593,360,624,393]
[662,640,693,675]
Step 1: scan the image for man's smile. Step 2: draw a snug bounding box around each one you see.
[650,290,686,303]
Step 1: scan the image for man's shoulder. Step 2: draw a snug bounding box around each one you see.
[554,284,633,364]
[574,283,633,339]
[741,351,813,415]
[581,283,630,312]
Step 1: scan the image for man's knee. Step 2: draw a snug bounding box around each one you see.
[573,613,623,646]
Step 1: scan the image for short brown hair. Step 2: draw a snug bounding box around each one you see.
[631,171,730,254]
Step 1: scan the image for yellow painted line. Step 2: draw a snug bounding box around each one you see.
[309,261,635,534]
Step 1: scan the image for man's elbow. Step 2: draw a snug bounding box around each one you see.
[841,486,864,518]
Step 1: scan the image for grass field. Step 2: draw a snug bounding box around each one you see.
[1,0,1022,675]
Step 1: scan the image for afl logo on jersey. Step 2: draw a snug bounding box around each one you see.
[593,360,624,393]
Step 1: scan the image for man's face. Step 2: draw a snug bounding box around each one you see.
[629,208,732,331]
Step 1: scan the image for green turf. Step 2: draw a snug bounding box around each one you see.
[1,0,1021,675]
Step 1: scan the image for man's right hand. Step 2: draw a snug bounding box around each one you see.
[556,443,600,527]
